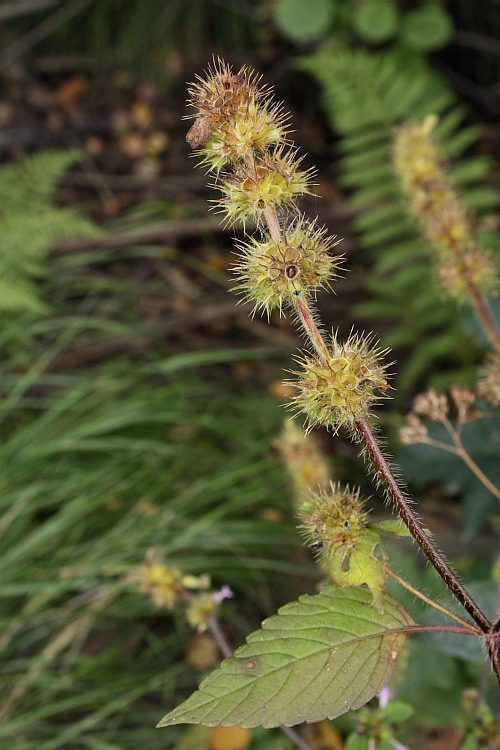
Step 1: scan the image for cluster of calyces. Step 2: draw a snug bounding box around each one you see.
[289,333,391,434]
[298,482,369,554]
[186,59,316,231]
[392,114,497,301]
[233,216,343,315]
[186,58,286,165]
[399,386,478,446]
[216,146,315,228]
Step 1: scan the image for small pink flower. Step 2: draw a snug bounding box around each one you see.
[212,585,234,604]
[378,686,392,708]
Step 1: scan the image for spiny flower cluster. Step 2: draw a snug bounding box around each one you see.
[186,58,342,315]
[298,483,369,553]
[393,114,497,301]
[186,58,285,166]
[290,333,390,433]
[187,58,313,227]
[233,216,342,316]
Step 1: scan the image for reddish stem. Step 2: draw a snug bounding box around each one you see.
[355,418,492,634]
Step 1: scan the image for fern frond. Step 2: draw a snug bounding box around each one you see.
[299,45,497,389]
[0,151,100,314]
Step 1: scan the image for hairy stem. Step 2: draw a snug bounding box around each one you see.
[356,418,491,633]
[294,297,330,362]
[291,296,491,633]
[386,566,480,633]
[264,207,282,243]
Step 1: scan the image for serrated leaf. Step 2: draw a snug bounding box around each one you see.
[158,587,413,729]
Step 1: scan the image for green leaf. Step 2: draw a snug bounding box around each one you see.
[158,587,413,728]
[345,734,369,750]
[377,740,400,750]
[321,530,388,612]
[379,699,414,723]
[369,520,412,538]
[401,4,453,51]
[273,0,335,42]
[352,0,400,44]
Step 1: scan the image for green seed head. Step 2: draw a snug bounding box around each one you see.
[233,217,342,315]
[299,483,369,552]
[290,333,391,432]
[215,147,315,228]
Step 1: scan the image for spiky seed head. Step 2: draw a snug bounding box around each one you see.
[289,333,390,432]
[215,147,315,227]
[186,58,261,124]
[233,217,342,315]
[198,99,288,173]
[298,482,368,552]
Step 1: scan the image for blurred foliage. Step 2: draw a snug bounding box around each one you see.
[0,150,100,313]
[299,45,498,392]
[271,0,453,50]
[2,0,260,71]
[0,290,312,750]
[385,548,499,727]
[398,417,500,535]
[1,0,499,745]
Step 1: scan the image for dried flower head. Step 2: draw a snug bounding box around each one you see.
[399,413,429,445]
[290,333,390,433]
[450,385,476,421]
[412,389,448,421]
[233,216,342,315]
[186,58,260,130]
[186,58,288,170]
[478,354,500,406]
